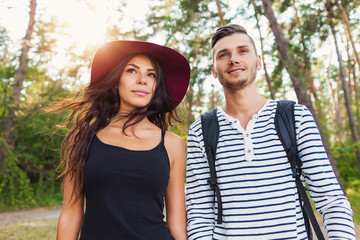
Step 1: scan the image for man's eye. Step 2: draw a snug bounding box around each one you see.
[219,53,228,58]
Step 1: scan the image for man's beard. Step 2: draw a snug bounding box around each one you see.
[218,69,257,91]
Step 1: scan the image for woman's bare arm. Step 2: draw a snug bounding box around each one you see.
[57,174,84,240]
[164,131,187,240]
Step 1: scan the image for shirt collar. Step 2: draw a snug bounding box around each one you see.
[217,99,271,124]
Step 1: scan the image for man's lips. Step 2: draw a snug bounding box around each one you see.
[227,67,245,74]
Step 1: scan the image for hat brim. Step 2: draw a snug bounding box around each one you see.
[90,40,190,109]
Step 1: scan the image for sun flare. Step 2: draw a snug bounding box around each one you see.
[41,0,149,51]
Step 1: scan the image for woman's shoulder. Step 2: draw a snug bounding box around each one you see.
[164,131,185,167]
[164,131,185,157]
[164,131,184,146]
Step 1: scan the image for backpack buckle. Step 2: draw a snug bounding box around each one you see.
[292,165,300,178]
[207,179,217,189]
[288,147,300,178]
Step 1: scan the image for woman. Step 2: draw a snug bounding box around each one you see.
[56,40,190,240]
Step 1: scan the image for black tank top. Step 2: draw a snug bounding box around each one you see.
[79,130,174,240]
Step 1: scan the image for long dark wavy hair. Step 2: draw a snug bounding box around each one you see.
[54,53,180,202]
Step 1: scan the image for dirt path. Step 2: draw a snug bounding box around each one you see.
[0,206,61,224]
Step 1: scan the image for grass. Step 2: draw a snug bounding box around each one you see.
[0,219,57,240]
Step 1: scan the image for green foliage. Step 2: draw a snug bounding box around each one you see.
[0,27,16,129]
[14,109,67,183]
[0,64,15,79]
[0,24,70,210]
[0,138,34,208]
[332,141,360,186]
[168,107,191,144]
[31,179,63,208]
[0,86,67,211]
[278,0,292,13]
[270,60,285,92]
[0,103,67,211]
[0,65,16,126]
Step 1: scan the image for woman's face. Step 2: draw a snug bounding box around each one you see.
[118,55,157,111]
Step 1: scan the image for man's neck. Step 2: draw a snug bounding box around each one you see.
[222,87,267,129]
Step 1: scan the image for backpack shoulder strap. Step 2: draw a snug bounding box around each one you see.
[201,109,219,161]
[275,100,325,240]
[201,109,223,224]
[274,100,301,176]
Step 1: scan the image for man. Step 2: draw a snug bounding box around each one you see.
[185,24,355,239]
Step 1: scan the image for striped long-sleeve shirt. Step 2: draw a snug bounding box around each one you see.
[186,100,355,240]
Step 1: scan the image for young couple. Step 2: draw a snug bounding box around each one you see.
[56,24,356,239]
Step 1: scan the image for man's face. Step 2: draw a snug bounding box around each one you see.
[212,33,261,91]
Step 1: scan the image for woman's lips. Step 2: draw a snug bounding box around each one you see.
[132,90,149,96]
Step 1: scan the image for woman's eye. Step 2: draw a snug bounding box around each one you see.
[126,68,136,73]
[148,73,156,78]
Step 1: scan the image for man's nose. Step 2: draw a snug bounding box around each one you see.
[229,54,240,65]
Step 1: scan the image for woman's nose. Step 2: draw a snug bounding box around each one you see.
[137,74,147,85]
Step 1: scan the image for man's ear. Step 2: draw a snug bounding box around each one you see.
[212,64,218,78]
[256,55,262,70]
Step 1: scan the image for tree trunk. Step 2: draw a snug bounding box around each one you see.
[325,0,360,173]
[335,76,342,140]
[215,0,226,26]
[325,65,342,139]
[291,2,321,106]
[1,0,36,164]
[345,40,353,98]
[261,0,346,193]
[338,1,360,125]
[250,0,275,100]
[337,1,360,75]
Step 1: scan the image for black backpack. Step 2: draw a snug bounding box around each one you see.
[200,100,325,240]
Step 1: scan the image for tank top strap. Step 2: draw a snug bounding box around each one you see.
[161,130,166,144]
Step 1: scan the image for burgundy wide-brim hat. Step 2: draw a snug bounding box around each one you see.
[90,40,190,109]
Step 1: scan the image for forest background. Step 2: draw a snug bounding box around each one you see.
[0,0,359,224]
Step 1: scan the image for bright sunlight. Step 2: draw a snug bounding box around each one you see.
[1,0,149,50]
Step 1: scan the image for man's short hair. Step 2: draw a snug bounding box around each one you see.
[211,24,257,55]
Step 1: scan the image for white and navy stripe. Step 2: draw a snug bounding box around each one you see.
[186,100,355,240]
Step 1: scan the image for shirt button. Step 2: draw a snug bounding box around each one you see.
[245,133,250,137]
[247,149,251,153]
